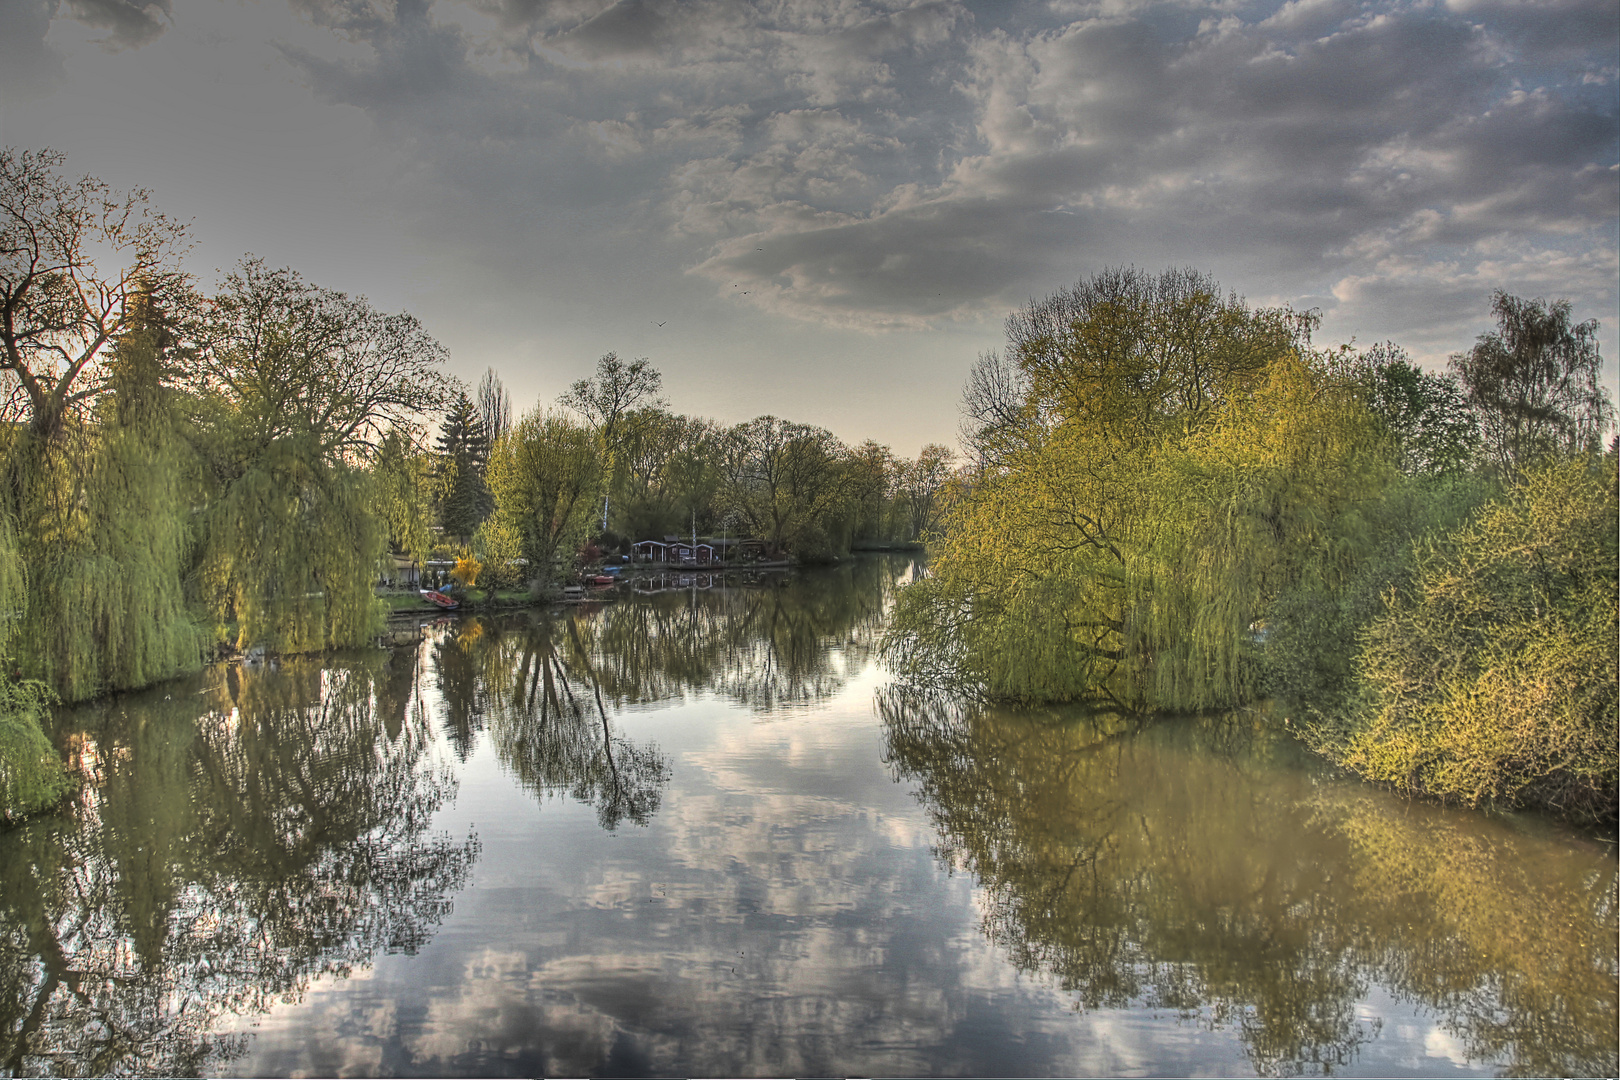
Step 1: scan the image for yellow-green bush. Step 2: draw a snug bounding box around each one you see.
[1312,457,1617,825]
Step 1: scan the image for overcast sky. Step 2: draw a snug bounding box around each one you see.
[4,0,1616,453]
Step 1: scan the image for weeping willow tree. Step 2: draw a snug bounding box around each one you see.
[885,267,1390,709]
[2,295,206,702]
[188,258,456,652]
[373,428,437,572]
[197,437,387,653]
[0,510,66,819]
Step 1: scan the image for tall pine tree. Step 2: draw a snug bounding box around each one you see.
[437,393,492,541]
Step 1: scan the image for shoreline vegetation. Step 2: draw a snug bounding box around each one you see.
[884,267,1616,830]
[1,149,1615,832]
[0,149,952,820]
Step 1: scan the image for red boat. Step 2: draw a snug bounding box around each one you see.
[587,575,616,586]
[420,589,459,610]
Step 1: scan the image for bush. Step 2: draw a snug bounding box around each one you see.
[1262,471,1497,715]
[0,679,70,820]
[1307,457,1617,825]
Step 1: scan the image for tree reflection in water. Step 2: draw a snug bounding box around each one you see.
[0,654,479,1077]
[879,689,1618,1078]
[437,562,902,828]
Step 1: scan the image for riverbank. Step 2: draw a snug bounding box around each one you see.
[379,562,799,619]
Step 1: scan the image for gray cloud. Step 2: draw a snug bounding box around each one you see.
[228,0,1620,349]
[19,0,1609,438]
[62,0,173,49]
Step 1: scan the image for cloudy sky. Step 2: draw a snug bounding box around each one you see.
[4,0,1616,452]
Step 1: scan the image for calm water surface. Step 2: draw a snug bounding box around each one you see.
[3,557,1615,1077]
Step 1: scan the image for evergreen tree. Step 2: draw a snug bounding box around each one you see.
[436,392,492,540]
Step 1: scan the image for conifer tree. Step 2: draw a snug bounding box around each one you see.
[436,392,492,541]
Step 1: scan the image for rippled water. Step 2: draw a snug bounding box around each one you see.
[2,557,1614,1076]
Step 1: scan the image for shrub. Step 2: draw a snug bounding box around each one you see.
[1309,457,1617,825]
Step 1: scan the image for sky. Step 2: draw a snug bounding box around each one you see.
[3,0,1616,455]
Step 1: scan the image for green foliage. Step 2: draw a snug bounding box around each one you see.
[7,314,206,701]
[1261,470,1496,714]
[185,258,454,654]
[1357,343,1478,476]
[198,438,385,653]
[611,408,721,540]
[0,678,67,822]
[435,392,491,540]
[888,267,1374,710]
[485,411,600,586]
[372,428,436,568]
[1452,291,1613,476]
[1308,457,1618,824]
[0,508,68,819]
[714,416,854,557]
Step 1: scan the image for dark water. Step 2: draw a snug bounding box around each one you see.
[2,557,1614,1077]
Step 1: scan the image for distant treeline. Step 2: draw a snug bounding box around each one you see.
[0,149,950,817]
[883,266,1616,827]
[442,350,955,594]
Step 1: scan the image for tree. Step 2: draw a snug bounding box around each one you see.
[886,267,1378,708]
[845,440,896,543]
[485,410,600,586]
[0,151,203,699]
[1358,343,1478,476]
[1451,292,1613,475]
[436,392,491,540]
[0,148,189,439]
[958,349,1030,469]
[188,258,457,652]
[1319,457,1618,825]
[896,444,955,541]
[715,416,853,557]
[188,258,456,462]
[613,408,722,541]
[476,367,512,448]
[372,428,436,570]
[558,352,664,451]
[559,353,665,533]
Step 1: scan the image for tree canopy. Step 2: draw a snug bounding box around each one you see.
[1452,291,1612,476]
[888,266,1377,709]
[0,148,189,438]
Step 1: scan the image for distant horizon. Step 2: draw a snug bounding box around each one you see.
[6,0,1615,452]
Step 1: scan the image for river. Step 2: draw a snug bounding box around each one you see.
[2,556,1614,1076]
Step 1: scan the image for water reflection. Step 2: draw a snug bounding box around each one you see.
[880,690,1619,1077]
[0,655,478,1077]
[10,556,1611,1077]
[431,562,904,827]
